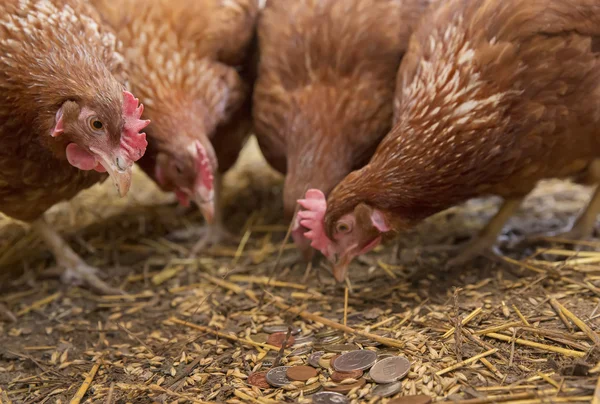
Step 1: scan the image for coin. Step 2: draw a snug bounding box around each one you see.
[294,335,315,345]
[309,351,325,367]
[372,381,403,397]
[369,356,411,384]
[315,329,338,338]
[324,378,366,394]
[267,332,295,348]
[266,366,292,387]
[250,333,268,344]
[330,354,341,370]
[287,365,318,381]
[312,391,349,404]
[334,350,378,372]
[324,344,359,353]
[388,394,432,404]
[247,371,270,389]
[290,346,312,356]
[330,369,363,383]
[263,324,302,335]
[302,382,322,395]
[260,352,278,368]
[320,334,343,344]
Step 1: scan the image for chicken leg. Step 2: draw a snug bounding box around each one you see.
[539,160,600,240]
[32,218,124,295]
[446,197,525,268]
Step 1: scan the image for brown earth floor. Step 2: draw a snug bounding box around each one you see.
[1,138,599,403]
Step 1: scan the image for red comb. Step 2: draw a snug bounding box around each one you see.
[297,189,333,254]
[121,90,150,162]
[195,141,214,191]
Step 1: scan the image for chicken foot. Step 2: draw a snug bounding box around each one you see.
[446,197,524,268]
[32,218,124,295]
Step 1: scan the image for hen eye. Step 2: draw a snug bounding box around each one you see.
[336,222,351,233]
[89,117,103,130]
[175,165,183,174]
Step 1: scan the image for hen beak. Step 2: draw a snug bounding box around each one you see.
[92,149,132,197]
[332,253,352,283]
[193,194,215,225]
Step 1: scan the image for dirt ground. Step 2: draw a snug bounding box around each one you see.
[1,138,600,403]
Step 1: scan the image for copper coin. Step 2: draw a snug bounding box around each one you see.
[323,377,366,394]
[330,369,363,383]
[267,332,295,348]
[330,354,341,369]
[286,365,318,381]
[248,371,270,389]
[388,395,432,404]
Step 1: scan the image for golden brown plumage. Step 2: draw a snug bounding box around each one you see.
[0,0,149,293]
[253,0,432,258]
[299,0,600,281]
[91,0,258,249]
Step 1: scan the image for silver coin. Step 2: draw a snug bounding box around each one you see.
[369,356,411,384]
[315,329,338,338]
[266,366,292,387]
[320,334,342,344]
[290,346,312,356]
[294,335,315,346]
[372,381,402,397]
[308,351,325,367]
[263,324,301,335]
[312,391,349,404]
[334,350,378,372]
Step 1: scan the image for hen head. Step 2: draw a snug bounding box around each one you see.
[52,90,149,197]
[297,189,391,282]
[154,140,217,223]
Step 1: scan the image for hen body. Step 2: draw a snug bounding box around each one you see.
[91,0,259,251]
[253,0,432,257]
[0,0,148,294]
[301,0,600,280]
[0,0,125,221]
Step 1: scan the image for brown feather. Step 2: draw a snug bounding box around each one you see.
[253,0,433,219]
[326,0,600,236]
[0,0,128,221]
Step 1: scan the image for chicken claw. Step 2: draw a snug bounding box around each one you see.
[446,197,524,268]
[32,218,124,295]
[188,224,239,257]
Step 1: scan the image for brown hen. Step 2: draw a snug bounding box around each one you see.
[0,0,149,293]
[91,0,259,252]
[299,0,600,281]
[253,0,432,260]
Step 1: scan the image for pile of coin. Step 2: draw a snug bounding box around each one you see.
[247,324,431,403]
